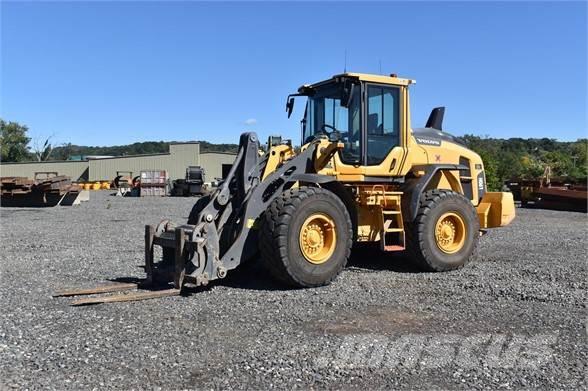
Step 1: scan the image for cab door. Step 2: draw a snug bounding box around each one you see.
[328,82,407,181]
[362,83,407,178]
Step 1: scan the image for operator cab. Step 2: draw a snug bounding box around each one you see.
[287,73,415,168]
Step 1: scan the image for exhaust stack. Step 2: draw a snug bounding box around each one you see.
[426,107,445,131]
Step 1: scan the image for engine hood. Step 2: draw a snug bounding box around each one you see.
[412,127,465,147]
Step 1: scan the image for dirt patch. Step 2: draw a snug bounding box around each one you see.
[308,306,435,335]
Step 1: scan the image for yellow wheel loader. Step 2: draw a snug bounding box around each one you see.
[56,73,515,304]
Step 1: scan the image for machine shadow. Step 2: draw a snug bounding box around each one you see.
[214,243,420,293]
[346,243,421,273]
[114,244,421,295]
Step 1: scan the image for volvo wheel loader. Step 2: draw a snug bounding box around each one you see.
[55,72,515,305]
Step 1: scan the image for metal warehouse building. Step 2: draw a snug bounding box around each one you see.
[0,142,236,183]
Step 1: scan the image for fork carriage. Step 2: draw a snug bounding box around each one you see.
[145,221,222,289]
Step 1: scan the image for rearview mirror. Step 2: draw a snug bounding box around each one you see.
[286,97,295,118]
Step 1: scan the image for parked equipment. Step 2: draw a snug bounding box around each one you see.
[506,167,587,212]
[139,170,168,197]
[112,171,134,196]
[1,174,88,207]
[112,171,133,188]
[172,166,206,196]
[56,72,515,304]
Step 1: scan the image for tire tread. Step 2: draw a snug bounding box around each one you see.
[405,189,479,272]
[260,187,352,287]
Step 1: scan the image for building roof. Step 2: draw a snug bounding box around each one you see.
[1,159,87,165]
[85,152,170,161]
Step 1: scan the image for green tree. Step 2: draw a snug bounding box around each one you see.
[543,150,574,177]
[569,139,587,179]
[0,119,31,162]
[479,151,501,191]
[497,152,523,180]
[520,154,544,178]
[52,142,74,161]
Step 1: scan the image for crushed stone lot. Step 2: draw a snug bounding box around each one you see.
[0,191,586,390]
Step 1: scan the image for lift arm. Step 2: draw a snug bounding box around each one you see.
[149,132,340,288]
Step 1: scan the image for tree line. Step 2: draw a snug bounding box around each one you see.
[1,119,586,191]
[52,140,239,159]
[0,119,239,163]
[461,135,587,190]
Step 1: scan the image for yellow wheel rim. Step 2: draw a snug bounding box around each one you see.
[434,212,466,254]
[299,213,337,264]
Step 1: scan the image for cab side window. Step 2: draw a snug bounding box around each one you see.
[366,86,400,165]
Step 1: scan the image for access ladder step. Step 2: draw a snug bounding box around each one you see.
[383,245,405,252]
[381,206,405,251]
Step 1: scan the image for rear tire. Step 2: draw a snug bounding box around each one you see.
[406,189,479,272]
[260,187,352,287]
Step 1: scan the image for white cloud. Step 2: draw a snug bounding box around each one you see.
[244,118,257,126]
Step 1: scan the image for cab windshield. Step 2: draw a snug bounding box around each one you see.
[301,83,361,163]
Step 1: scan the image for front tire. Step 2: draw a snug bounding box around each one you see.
[260,187,352,287]
[406,189,479,272]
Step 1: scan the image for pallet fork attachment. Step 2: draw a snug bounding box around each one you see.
[53,281,181,306]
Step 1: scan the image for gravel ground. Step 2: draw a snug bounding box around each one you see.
[0,191,586,390]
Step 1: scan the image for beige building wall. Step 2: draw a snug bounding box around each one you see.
[167,143,202,180]
[0,161,89,181]
[200,152,237,181]
[89,143,201,181]
[89,154,172,182]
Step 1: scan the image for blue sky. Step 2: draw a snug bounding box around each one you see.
[1,1,586,146]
